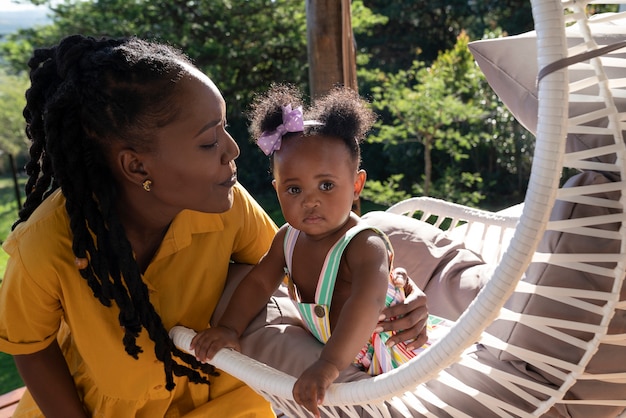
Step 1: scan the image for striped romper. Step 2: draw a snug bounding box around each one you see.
[283,224,418,376]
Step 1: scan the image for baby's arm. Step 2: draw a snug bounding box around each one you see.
[191,227,288,362]
[292,230,390,416]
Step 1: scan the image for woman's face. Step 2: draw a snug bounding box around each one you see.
[141,65,240,215]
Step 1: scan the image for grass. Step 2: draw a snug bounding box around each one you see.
[0,352,22,395]
[0,175,24,395]
[0,177,21,275]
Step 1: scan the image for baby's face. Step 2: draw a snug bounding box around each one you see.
[271,134,361,239]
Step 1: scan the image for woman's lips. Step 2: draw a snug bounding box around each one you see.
[220,172,237,187]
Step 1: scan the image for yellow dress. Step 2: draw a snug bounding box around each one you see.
[0,184,277,417]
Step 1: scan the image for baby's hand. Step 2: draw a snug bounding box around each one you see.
[190,326,240,363]
[392,266,409,288]
[292,359,340,418]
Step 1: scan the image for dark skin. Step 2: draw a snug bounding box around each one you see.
[377,273,427,347]
[192,135,430,417]
[290,216,386,330]
[13,64,240,416]
[14,342,89,418]
[112,64,239,273]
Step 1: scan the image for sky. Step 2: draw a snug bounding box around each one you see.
[0,0,50,12]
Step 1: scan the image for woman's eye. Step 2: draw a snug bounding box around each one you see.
[320,182,334,191]
[201,140,219,149]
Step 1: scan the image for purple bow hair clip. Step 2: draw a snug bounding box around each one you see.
[256,105,321,156]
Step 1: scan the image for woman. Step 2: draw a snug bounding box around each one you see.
[0,35,427,417]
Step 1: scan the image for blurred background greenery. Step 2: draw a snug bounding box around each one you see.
[0,0,566,212]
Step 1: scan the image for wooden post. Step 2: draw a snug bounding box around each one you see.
[306,0,361,213]
[305,0,357,96]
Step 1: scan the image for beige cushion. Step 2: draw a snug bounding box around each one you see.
[361,211,491,321]
[468,14,626,168]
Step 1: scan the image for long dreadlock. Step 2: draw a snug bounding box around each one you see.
[16,34,217,390]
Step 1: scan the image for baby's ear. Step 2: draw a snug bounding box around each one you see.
[353,169,366,197]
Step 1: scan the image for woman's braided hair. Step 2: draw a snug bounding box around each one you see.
[17,34,216,390]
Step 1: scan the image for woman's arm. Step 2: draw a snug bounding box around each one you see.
[14,340,88,418]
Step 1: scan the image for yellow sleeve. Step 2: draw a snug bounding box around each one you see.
[226,184,278,264]
[0,228,66,355]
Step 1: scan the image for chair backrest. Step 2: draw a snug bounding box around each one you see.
[387,196,520,265]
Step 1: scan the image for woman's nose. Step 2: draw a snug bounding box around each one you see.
[221,131,240,165]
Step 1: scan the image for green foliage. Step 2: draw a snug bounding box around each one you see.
[365,32,488,205]
[0,70,28,155]
[0,175,25,395]
[360,174,409,207]
[2,0,309,108]
[0,175,25,274]
[0,0,538,207]
[0,71,29,177]
[351,0,388,37]
[415,167,484,206]
[0,352,22,395]
[356,0,533,71]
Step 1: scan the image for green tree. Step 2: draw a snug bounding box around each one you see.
[365,32,487,206]
[0,70,29,171]
[0,0,540,208]
[1,0,310,196]
[357,0,533,72]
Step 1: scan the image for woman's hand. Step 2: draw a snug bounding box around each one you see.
[376,267,429,350]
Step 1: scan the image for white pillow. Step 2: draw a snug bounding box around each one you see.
[468,14,626,163]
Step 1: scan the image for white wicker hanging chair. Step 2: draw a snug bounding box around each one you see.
[171,0,626,416]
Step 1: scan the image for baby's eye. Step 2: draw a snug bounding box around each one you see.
[320,182,334,191]
[287,186,301,195]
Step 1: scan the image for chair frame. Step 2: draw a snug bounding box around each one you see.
[171,1,626,416]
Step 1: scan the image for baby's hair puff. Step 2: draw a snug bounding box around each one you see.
[249,84,376,164]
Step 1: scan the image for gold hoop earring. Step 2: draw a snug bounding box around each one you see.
[142,179,152,192]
